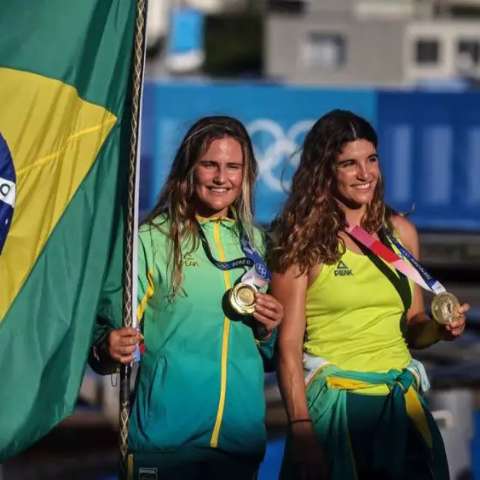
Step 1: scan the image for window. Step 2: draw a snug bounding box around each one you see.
[267,0,305,13]
[302,33,346,70]
[457,39,480,69]
[415,39,440,64]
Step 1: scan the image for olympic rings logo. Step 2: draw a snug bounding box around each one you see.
[247,119,315,192]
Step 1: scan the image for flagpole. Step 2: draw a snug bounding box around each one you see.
[120,1,148,479]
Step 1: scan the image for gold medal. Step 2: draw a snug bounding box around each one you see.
[431,292,460,324]
[229,282,257,315]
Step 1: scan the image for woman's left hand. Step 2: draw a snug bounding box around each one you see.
[253,292,283,336]
[442,303,469,340]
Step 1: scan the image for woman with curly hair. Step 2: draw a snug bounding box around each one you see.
[90,116,283,479]
[270,109,469,480]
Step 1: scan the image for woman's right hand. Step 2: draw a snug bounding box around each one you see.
[290,420,329,480]
[107,327,142,364]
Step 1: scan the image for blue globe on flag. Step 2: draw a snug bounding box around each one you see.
[0,133,15,255]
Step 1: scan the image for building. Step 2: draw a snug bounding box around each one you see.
[266,0,480,86]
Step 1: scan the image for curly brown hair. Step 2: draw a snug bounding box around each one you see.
[271,109,391,274]
[143,116,258,298]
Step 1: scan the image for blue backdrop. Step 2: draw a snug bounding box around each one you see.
[378,91,480,230]
[141,80,480,231]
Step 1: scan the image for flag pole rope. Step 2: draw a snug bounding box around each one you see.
[120,1,147,478]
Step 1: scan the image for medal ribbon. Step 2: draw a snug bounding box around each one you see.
[240,235,271,287]
[346,225,446,295]
[197,221,271,287]
[382,229,446,295]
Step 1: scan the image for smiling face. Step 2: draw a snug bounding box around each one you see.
[193,136,244,218]
[333,139,380,212]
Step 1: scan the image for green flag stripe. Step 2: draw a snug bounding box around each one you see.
[0,0,135,113]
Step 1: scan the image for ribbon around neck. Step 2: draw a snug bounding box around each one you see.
[197,221,271,288]
[346,225,446,295]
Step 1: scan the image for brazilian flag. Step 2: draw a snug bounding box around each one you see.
[0,1,136,459]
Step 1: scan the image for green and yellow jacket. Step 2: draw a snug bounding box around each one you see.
[91,215,275,461]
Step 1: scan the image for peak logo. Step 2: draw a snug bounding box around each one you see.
[334,260,353,277]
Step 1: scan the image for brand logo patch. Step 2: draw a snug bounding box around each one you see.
[184,254,199,267]
[334,260,353,276]
[139,467,158,480]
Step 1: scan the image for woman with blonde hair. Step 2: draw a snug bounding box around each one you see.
[271,109,468,479]
[91,115,283,479]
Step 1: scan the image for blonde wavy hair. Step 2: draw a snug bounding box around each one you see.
[143,116,258,297]
[270,109,392,274]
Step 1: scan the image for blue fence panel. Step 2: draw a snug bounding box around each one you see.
[140,80,376,223]
[378,91,480,231]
